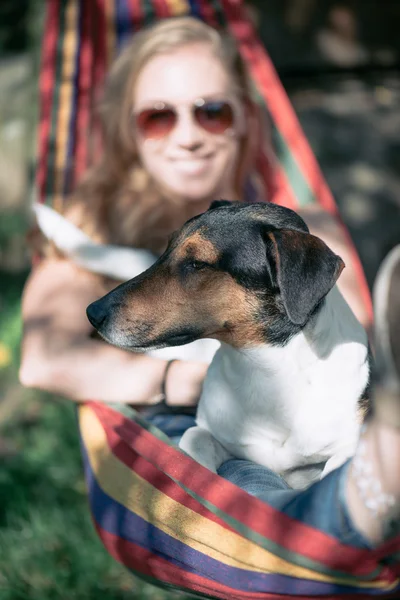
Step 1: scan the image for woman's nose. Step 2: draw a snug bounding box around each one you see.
[172,110,204,150]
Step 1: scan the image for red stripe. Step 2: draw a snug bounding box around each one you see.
[37,0,61,203]
[255,151,298,210]
[94,524,336,600]
[89,0,108,167]
[127,0,144,31]
[373,535,400,573]
[196,0,219,28]
[74,0,93,184]
[221,0,335,214]
[270,167,298,210]
[87,402,393,581]
[89,441,382,599]
[151,0,170,19]
[92,0,108,105]
[251,106,288,206]
[94,407,241,534]
[92,420,400,594]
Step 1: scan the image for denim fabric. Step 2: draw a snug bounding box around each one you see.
[148,413,372,549]
[218,458,373,549]
[147,413,196,441]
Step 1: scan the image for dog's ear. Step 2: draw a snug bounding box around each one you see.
[208,200,233,211]
[266,229,345,326]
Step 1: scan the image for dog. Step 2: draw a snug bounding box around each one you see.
[87,201,370,489]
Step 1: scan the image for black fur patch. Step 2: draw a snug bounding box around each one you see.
[174,202,343,346]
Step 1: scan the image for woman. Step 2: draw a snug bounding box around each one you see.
[20,16,399,549]
[20,16,368,406]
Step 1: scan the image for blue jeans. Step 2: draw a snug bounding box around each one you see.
[148,413,372,549]
[217,458,372,549]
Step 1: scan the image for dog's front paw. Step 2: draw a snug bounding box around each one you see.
[320,453,351,479]
[179,427,231,473]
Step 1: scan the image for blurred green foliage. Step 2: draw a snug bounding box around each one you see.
[0,258,185,600]
[0,1,41,57]
[0,271,187,598]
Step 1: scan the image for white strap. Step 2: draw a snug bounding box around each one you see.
[33,203,157,281]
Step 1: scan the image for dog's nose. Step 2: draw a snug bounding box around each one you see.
[86,300,107,330]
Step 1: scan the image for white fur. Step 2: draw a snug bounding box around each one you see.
[179,285,369,489]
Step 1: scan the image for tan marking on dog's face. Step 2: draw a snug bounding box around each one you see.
[101,239,269,349]
[173,230,220,264]
[209,279,267,347]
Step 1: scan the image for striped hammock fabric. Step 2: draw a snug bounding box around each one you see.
[79,402,400,598]
[36,0,400,597]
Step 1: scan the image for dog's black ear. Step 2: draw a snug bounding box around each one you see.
[208,200,233,211]
[266,229,345,326]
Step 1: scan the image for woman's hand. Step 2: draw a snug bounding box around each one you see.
[20,258,209,406]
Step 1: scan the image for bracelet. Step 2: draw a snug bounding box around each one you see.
[146,359,197,417]
[351,425,396,518]
[150,360,177,406]
[160,359,177,406]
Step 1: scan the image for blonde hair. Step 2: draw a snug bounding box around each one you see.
[51,17,260,255]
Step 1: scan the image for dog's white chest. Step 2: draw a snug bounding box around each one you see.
[193,288,369,488]
[197,354,344,474]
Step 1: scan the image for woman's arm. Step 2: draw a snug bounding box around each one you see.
[20,258,207,405]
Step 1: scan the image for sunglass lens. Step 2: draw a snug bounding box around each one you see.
[195,101,234,134]
[136,108,176,139]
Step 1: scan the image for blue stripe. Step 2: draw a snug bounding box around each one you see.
[115,0,135,51]
[186,0,202,19]
[79,438,395,596]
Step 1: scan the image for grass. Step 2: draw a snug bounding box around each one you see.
[0,394,132,600]
[0,270,190,600]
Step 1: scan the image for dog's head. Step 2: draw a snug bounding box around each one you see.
[87,201,344,350]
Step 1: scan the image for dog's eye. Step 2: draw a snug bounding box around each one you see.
[187,260,209,271]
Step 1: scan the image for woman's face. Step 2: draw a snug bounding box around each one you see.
[132,43,245,204]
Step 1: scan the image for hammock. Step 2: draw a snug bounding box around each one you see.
[37,1,400,597]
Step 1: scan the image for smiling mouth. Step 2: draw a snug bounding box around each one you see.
[172,159,212,176]
[171,154,212,161]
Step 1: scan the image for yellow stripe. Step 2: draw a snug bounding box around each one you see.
[165,0,190,17]
[80,406,399,591]
[53,0,79,211]
[80,405,373,586]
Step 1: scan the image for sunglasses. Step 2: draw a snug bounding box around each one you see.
[134,98,237,141]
